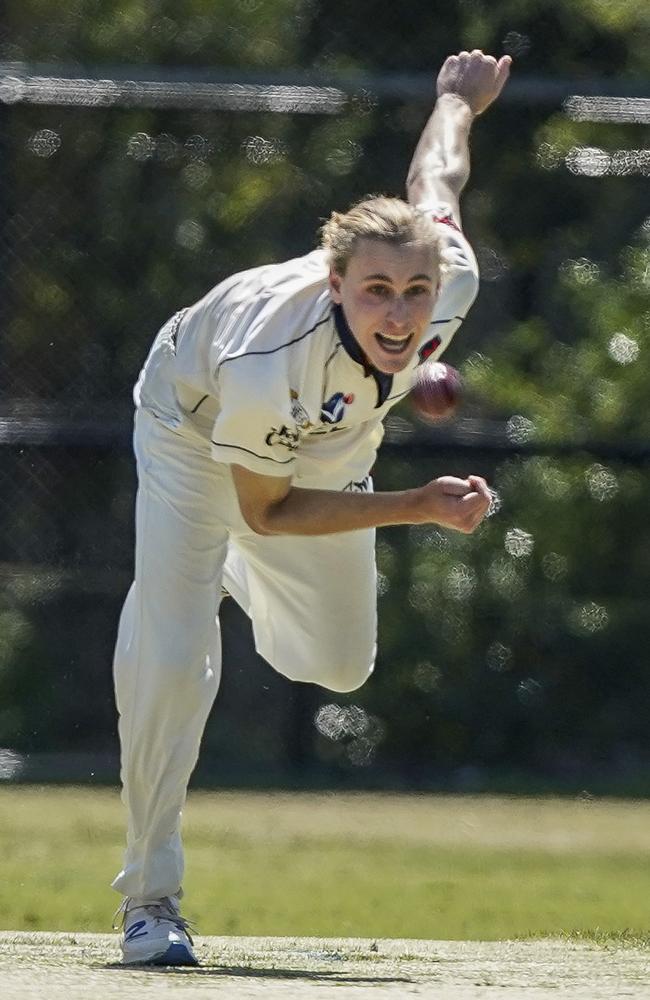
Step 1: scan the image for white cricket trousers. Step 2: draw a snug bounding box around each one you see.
[111,409,377,899]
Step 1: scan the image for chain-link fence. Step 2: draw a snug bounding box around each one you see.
[1,49,649,792]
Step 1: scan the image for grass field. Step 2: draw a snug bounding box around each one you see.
[1,786,650,942]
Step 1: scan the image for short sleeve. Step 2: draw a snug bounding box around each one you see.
[418,199,478,281]
[210,354,298,476]
[415,201,480,363]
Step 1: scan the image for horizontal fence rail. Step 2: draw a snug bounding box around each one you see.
[1,62,649,111]
[2,409,650,465]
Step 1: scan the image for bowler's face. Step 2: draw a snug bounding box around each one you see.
[329,239,439,374]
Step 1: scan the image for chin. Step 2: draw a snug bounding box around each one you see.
[372,355,412,375]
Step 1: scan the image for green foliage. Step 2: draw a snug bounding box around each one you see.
[2,0,650,785]
[6,0,308,66]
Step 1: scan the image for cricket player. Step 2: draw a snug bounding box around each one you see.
[112,50,512,965]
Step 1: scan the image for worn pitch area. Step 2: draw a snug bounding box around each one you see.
[2,932,649,999]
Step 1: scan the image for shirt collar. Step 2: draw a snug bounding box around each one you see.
[332,304,393,408]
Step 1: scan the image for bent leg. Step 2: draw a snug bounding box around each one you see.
[112,412,232,899]
[224,525,377,693]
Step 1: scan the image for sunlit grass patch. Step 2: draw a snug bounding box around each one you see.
[1,787,650,940]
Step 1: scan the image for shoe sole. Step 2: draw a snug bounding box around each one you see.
[123,942,198,967]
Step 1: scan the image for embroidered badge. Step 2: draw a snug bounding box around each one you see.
[290,389,312,430]
[321,391,355,424]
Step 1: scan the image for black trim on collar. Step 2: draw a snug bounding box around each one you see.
[333,304,393,408]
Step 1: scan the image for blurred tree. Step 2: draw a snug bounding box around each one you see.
[1,0,649,789]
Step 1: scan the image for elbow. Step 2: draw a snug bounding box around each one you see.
[440,162,470,193]
[240,510,274,536]
[239,502,282,536]
[231,464,294,535]
[407,166,468,208]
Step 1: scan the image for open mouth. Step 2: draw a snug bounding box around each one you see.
[374,332,414,355]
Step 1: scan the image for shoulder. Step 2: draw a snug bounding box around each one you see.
[230,249,330,298]
[221,304,334,372]
[224,252,332,355]
[416,200,479,305]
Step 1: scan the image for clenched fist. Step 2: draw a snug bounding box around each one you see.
[437,50,512,116]
[414,475,493,534]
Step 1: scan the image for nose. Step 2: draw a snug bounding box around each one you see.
[386,296,409,326]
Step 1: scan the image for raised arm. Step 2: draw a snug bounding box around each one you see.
[406,50,512,224]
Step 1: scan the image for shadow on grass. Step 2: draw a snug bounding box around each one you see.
[103,962,413,984]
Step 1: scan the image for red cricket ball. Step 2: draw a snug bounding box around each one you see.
[409,361,462,421]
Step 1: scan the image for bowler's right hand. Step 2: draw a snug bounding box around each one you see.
[415,474,492,533]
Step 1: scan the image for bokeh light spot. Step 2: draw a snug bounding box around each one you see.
[542,552,568,582]
[608,331,639,365]
[486,642,513,673]
[504,528,534,558]
[585,464,619,502]
[568,602,609,635]
[27,129,61,158]
[506,415,536,444]
[413,661,442,692]
[175,220,205,251]
[445,564,477,600]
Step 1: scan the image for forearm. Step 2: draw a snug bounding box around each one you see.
[253,485,424,536]
[232,466,490,538]
[406,93,474,209]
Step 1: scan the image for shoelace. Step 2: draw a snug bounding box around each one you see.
[112,896,196,943]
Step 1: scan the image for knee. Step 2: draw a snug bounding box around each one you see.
[257,627,376,693]
[314,655,375,694]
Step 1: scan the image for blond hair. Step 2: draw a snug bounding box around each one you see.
[320,195,442,275]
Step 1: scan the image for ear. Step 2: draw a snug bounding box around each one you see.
[328,267,343,304]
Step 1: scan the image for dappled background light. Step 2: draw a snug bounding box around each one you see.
[1,0,650,792]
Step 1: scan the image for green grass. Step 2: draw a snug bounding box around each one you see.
[1,787,650,940]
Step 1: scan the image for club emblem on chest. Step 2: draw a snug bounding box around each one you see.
[321,391,355,424]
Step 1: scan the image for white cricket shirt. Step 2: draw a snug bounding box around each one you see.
[135,206,479,489]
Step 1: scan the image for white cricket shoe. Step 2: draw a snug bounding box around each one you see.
[116,895,198,966]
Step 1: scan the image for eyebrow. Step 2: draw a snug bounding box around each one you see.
[362,272,433,282]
